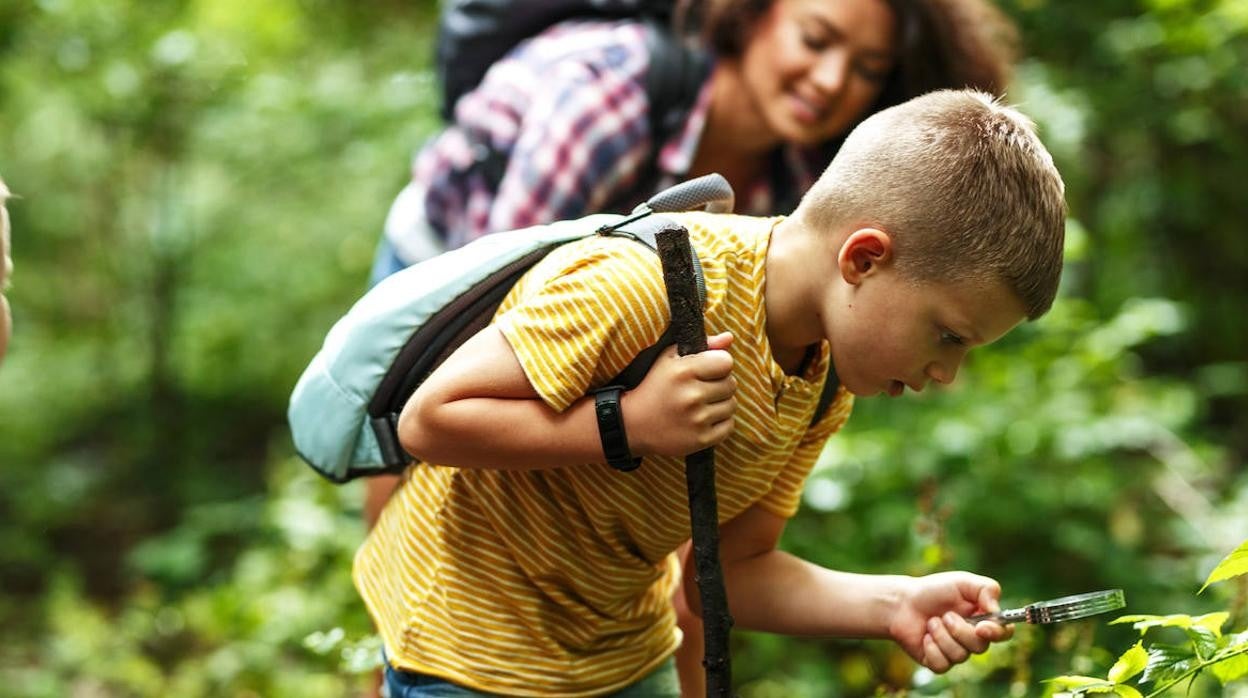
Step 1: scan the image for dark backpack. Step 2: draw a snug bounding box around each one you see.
[434,0,710,185]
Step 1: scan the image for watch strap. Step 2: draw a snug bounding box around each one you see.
[593,386,641,472]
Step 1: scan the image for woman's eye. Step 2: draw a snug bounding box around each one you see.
[854,62,891,85]
[801,31,829,51]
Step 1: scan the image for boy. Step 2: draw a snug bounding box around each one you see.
[356,89,1066,696]
[1,177,12,364]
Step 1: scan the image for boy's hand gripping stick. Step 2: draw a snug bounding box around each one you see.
[656,223,734,698]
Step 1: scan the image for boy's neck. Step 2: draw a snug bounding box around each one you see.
[764,216,835,372]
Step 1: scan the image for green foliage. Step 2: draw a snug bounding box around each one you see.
[1200,540,1248,592]
[0,0,1245,696]
[1046,539,1248,697]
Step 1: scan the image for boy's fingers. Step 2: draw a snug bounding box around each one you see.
[927,617,969,666]
[942,612,990,654]
[976,583,1002,614]
[705,331,734,350]
[706,416,735,445]
[975,620,1013,642]
[922,635,951,674]
[703,375,737,402]
[690,350,734,379]
[702,396,736,425]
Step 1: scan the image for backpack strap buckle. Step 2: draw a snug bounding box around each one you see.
[371,413,413,469]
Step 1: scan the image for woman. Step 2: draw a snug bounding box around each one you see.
[365,0,1017,693]
[369,0,1015,281]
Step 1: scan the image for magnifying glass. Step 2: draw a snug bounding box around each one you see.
[969,589,1126,625]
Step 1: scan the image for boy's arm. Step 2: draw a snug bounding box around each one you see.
[690,503,1012,674]
[397,326,737,470]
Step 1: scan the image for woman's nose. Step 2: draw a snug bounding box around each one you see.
[809,50,850,96]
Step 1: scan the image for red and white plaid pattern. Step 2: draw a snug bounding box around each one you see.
[393,19,821,255]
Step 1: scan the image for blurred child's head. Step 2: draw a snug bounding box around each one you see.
[795,89,1066,321]
[1,177,11,363]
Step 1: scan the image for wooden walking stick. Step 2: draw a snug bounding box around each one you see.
[656,223,734,698]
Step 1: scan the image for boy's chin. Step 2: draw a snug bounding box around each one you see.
[851,380,905,398]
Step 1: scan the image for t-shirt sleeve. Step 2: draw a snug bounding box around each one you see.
[494,239,670,412]
[755,389,854,519]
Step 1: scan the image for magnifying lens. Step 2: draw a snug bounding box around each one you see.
[969,589,1126,625]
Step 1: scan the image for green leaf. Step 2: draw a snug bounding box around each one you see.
[1142,644,1198,685]
[1110,613,1226,637]
[1111,614,1163,627]
[1210,651,1248,685]
[1048,675,1117,691]
[1112,686,1144,698]
[1193,612,1229,637]
[1187,626,1219,658]
[1200,540,1248,592]
[1108,641,1149,683]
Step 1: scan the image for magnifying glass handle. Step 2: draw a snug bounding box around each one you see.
[967,607,1028,624]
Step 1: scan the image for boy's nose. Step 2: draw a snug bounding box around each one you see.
[926,360,960,386]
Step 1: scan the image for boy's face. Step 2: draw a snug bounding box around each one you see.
[824,246,1027,398]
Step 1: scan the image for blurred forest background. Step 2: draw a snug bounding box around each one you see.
[1,0,1245,696]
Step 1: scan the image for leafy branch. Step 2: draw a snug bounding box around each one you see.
[1142,640,1248,697]
[1047,539,1248,697]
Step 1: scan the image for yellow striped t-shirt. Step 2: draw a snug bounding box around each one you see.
[354,212,854,697]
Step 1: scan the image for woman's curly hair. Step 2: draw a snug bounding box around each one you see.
[681,0,1018,106]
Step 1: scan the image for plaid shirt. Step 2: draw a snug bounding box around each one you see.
[396,20,823,253]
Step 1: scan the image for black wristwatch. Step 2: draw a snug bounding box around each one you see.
[593,386,642,472]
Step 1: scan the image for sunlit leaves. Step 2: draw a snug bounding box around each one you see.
[1053,540,1248,695]
[1210,637,1248,685]
[1048,675,1117,692]
[1111,612,1229,637]
[1107,642,1148,684]
[1200,540,1248,592]
[1046,675,1144,698]
[1140,643,1198,686]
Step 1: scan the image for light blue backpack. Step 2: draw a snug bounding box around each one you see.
[288,175,734,482]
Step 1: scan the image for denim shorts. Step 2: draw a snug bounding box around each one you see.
[383,657,680,698]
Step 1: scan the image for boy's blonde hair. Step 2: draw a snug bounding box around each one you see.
[796,89,1067,320]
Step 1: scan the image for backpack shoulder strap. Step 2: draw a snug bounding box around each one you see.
[600,213,706,390]
[606,215,839,429]
[810,363,840,428]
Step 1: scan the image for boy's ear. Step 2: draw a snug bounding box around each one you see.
[837,228,893,284]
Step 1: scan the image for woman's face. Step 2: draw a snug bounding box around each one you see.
[739,0,897,146]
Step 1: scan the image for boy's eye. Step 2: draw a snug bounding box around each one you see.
[940,330,965,346]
